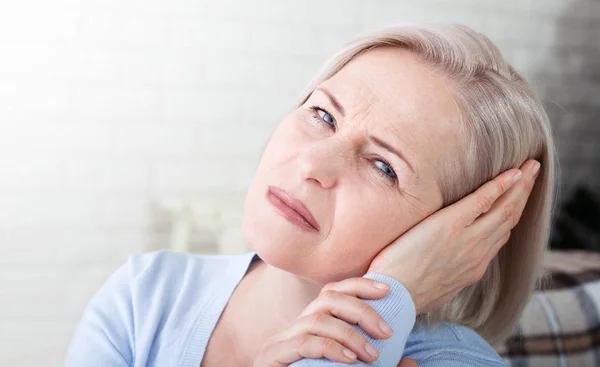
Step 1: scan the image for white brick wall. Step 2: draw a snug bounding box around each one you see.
[1,0,598,365]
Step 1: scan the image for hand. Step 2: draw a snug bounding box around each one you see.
[398,358,417,367]
[368,159,540,314]
[253,277,394,366]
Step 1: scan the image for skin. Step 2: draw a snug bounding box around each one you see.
[243,47,461,283]
[201,48,539,366]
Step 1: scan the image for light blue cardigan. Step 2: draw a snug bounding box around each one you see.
[65,250,506,366]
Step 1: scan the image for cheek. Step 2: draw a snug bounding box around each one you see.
[322,193,416,276]
[258,117,306,167]
[273,113,307,142]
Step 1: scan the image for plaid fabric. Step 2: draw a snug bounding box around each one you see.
[494,251,600,367]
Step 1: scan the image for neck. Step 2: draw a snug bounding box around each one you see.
[225,258,324,361]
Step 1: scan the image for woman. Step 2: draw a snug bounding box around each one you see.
[66,23,556,367]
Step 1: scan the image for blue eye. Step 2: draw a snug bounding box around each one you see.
[375,160,396,179]
[317,108,335,128]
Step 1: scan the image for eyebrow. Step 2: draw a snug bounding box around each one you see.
[369,135,415,173]
[316,86,415,173]
[316,87,346,117]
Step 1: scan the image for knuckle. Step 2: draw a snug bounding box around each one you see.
[502,204,513,222]
[309,312,325,327]
[359,301,373,315]
[345,325,358,341]
[477,194,494,214]
[296,334,310,348]
[321,338,336,352]
[493,179,506,195]
[321,289,339,300]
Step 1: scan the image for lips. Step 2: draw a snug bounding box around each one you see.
[266,185,320,232]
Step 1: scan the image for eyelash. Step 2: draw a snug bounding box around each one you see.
[308,105,398,182]
[309,105,336,129]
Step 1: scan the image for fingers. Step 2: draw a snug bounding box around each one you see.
[257,334,358,366]
[470,159,540,235]
[509,160,541,225]
[488,229,511,262]
[319,279,391,340]
[255,277,392,366]
[284,313,380,362]
[455,168,523,226]
[300,289,393,341]
[483,219,512,263]
[320,277,391,299]
[486,218,513,247]
[397,358,418,367]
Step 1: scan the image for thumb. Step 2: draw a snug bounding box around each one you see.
[397,357,417,367]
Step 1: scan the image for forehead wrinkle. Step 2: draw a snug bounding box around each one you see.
[334,78,421,167]
[341,93,376,131]
[325,49,456,166]
[325,65,379,122]
[349,70,423,143]
[367,87,421,154]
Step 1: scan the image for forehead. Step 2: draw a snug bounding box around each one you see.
[320,48,463,165]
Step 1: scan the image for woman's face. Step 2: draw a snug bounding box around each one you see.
[243,48,462,283]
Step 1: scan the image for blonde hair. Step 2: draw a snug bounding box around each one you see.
[295,23,557,343]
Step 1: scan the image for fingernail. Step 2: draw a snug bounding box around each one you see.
[365,343,379,358]
[532,162,541,178]
[512,170,523,182]
[343,348,357,360]
[379,320,393,335]
[373,281,389,289]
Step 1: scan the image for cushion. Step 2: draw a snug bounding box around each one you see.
[494,251,600,367]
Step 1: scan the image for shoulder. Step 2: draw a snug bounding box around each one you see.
[405,323,506,366]
[66,250,253,366]
[126,249,233,278]
[123,250,251,313]
[125,250,233,288]
[76,249,242,326]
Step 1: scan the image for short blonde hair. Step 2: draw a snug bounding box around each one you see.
[295,23,558,343]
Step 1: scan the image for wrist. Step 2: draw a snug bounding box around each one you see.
[365,270,424,314]
[363,273,418,323]
[364,272,420,309]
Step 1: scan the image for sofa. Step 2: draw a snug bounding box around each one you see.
[494,250,600,366]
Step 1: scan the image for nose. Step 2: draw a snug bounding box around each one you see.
[296,141,345,189]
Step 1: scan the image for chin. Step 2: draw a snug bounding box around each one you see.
[241,217,348,285]
[242,186,315,272]
[242,190,360,283]
[242,215,305,272]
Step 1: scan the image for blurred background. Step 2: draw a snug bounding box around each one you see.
[1,0,599,366]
